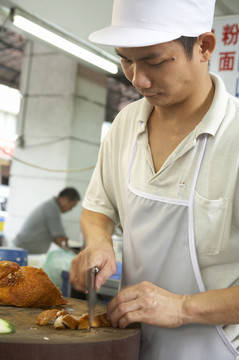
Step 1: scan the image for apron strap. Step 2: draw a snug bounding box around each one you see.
[189,135,208,205]
[127,139,138,186]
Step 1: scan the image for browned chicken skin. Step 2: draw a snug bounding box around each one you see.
[0,261,67,308]
[36,308,112,330]
[0,261,19,281]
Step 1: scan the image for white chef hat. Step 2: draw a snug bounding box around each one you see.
[89,0,216,47]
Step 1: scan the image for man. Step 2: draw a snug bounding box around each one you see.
[14,187,80,254]
[70,0,239,358]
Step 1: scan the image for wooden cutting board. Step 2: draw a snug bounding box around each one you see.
[0,298,141,360]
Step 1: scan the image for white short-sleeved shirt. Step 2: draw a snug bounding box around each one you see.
[83,73,239,346]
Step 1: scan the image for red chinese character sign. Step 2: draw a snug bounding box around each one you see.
[210,15,239,97]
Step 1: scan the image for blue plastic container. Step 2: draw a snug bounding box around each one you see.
[0,247,28,266]
[109,261,122,280]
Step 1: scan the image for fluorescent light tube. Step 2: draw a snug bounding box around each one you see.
[12,13,118,74]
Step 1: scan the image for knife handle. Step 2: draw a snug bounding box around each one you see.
[93,267,99,274]
[89,267,99,290]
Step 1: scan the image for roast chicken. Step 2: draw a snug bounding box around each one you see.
[0,260,67,308]
[36,308,112,329]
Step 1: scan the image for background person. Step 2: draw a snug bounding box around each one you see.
[70,0,239,359]
[14,187,80,254]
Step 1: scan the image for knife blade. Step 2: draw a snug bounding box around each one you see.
[87,267,99,328]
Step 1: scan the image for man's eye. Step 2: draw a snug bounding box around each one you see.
[121,58,132,65]
[150,60,166,67]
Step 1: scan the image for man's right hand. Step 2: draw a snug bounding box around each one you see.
[69,208,116,292]
[69,243,116,292]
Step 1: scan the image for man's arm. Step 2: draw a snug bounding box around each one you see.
[69,208,116,292]
[107,281,239,329]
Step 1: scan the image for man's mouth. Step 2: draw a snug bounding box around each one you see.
[140,92,158,97]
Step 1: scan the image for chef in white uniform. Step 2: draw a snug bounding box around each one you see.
[70,0,239,359]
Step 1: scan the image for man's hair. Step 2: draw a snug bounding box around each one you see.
[175,36,198,59]
[58,187,81,201]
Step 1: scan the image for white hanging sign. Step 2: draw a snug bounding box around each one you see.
[211,15,239,97]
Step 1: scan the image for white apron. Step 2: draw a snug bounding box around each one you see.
[122,134,239,360]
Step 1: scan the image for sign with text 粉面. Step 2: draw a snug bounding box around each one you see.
[211,15,239,98]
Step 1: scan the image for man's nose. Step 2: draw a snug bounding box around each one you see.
[131,64,151,89]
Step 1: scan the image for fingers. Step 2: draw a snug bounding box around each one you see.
[94,261,117,291]
[108,282,159,328]
[69,254,87,292]
[108,298,142,328]
[107,282,185,329]
[69,248,117,292]
[107,285,140,328]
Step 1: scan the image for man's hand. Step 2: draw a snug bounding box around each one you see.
[107,281,185,329]
[69,209,116,292]
[69,243,116,292]
[54,237,68,247]
[108,281,239,329]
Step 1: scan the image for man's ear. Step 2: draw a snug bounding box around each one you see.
[198,32,216,62]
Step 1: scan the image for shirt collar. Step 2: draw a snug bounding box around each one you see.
[195,73,228,138]
[136,98,153,134]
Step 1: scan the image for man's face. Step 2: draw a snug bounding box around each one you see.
[60,198,79,213]
[116,40,202,108]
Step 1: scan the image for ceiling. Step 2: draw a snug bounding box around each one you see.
[0,9,26,89]
[0,0,238,90]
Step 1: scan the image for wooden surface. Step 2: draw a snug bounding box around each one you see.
[0,298,141,360]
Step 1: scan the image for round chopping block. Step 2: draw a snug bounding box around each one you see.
[0,298,141,360]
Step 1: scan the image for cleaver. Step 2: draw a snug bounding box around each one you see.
[87,267,99,328]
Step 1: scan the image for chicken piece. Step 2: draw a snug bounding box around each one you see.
[77,313,112,330]
[37,309,70,326]
[53,315,65,329]
[36,309,59,325]
[0,261,67,308]
[77,313,90,329]
[93,313,112,328]
[62,314,81,329]
[57,310,69,317]
[37,308,112,330]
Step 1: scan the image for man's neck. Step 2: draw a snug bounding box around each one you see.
[152,76,215,131]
